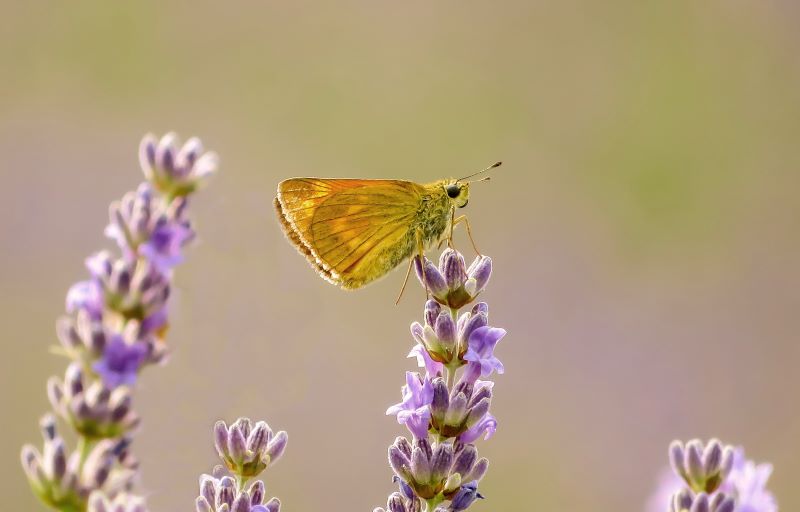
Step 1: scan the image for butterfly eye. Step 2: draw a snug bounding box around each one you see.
[446,184,461,199]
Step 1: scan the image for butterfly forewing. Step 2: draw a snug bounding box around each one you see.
[275,178,425,288]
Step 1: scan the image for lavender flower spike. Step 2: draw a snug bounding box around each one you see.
[381,248,505,512]
[198,417,286,512]
[648,441,777,512]
[21,133,217,512]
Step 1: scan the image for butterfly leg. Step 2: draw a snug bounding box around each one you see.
[452,215,482,256]
[395,227,428,305]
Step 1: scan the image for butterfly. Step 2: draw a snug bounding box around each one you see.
[274,162,499,291]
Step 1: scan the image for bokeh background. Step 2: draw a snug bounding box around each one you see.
[2,1,799,510]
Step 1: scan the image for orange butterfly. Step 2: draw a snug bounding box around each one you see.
[274,163,499,290]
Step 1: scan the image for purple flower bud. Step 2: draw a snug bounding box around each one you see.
[266,431,288,464]
[450,481,483,511]
[414,257,448,297]
[247,421,272,457]
[217,476,236,508]
[669,441,687,479]
[410,445,431,483]
[389,444,412,479]
[465,457,489,482]
[391,437,410,459]
[703,440,723,475]
[452,445,478,477]
[263,497,281,512]
[199,475,216,506]
[434,312,456,350]
[196,496,213,512]
[441,249,467,290]
[214,421,229,460]
[227,424,247,465]
[249,480,265,505]
[424,300,441,327]
[388,493,407,512]
[232,493,251,512]
[431,378,450,426]
[445,392,468,426]
[467,256,492,293]
[430,443,454,482]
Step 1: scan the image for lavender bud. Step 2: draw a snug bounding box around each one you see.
[388,493,407,512]
[231,492,251,512]
[415,258,448,298]
[449,482,483,511]
[441,249,467,290]
[467,256,492,293]
[396,437,413,460]
[196,496,213,512]
[263,497,281,512]
[434,312,456,351]
[431,378,449,426]
[199,475,216,506]
[410,446,432,483]
[249,480,265,505]
[233,417,253,441]
[265,430,288,464]
[247,421,272,457]
[424,300,441,327]
[464,398,491,429]
[464,457,489,482]
[430,443,454,482]
[452,445,477,477]
[444,393,468,426]
[390,446,411,480]
[217,476,236,508]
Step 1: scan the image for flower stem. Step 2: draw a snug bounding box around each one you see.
[76,435,92,474]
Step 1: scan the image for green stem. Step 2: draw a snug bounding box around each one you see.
[76,435,93,475]
[424,495,445,511]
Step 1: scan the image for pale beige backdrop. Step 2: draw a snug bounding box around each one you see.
[2,1,799,510]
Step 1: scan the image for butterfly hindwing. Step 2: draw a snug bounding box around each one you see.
[275,178,425,288]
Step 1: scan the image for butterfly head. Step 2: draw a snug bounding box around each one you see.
[445,181,470,208]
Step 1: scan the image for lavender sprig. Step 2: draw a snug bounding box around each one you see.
[21,133,217,512]
[648,439,777,512]
[378,249,504,512]
[196,417,287,512]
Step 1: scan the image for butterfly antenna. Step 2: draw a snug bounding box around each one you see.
[457,161,502,183]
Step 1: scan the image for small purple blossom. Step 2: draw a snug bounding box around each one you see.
[463,326,506,383]
[459,413,497,444]
[92,336,148,388]
[408,343,444,378]
[139,217,194,271]
[387,372,434,439]
[66,280,104,319]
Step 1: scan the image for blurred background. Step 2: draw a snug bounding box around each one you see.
[2,1,799,510]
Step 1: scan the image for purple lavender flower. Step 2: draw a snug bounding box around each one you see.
[140,132,218,198]
[414,249,492,309]
[105,183,197,273]
[458,413,497,444]
[648,442,777,512]
[92,336,149,389]
[462,326,505,384]
[21,133,216,512]
[198,418,285,512]
[409,343,445,378]
[387,372,435,439]
[380,248,504,511]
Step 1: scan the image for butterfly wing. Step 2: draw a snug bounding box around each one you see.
[275,178,425,289]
